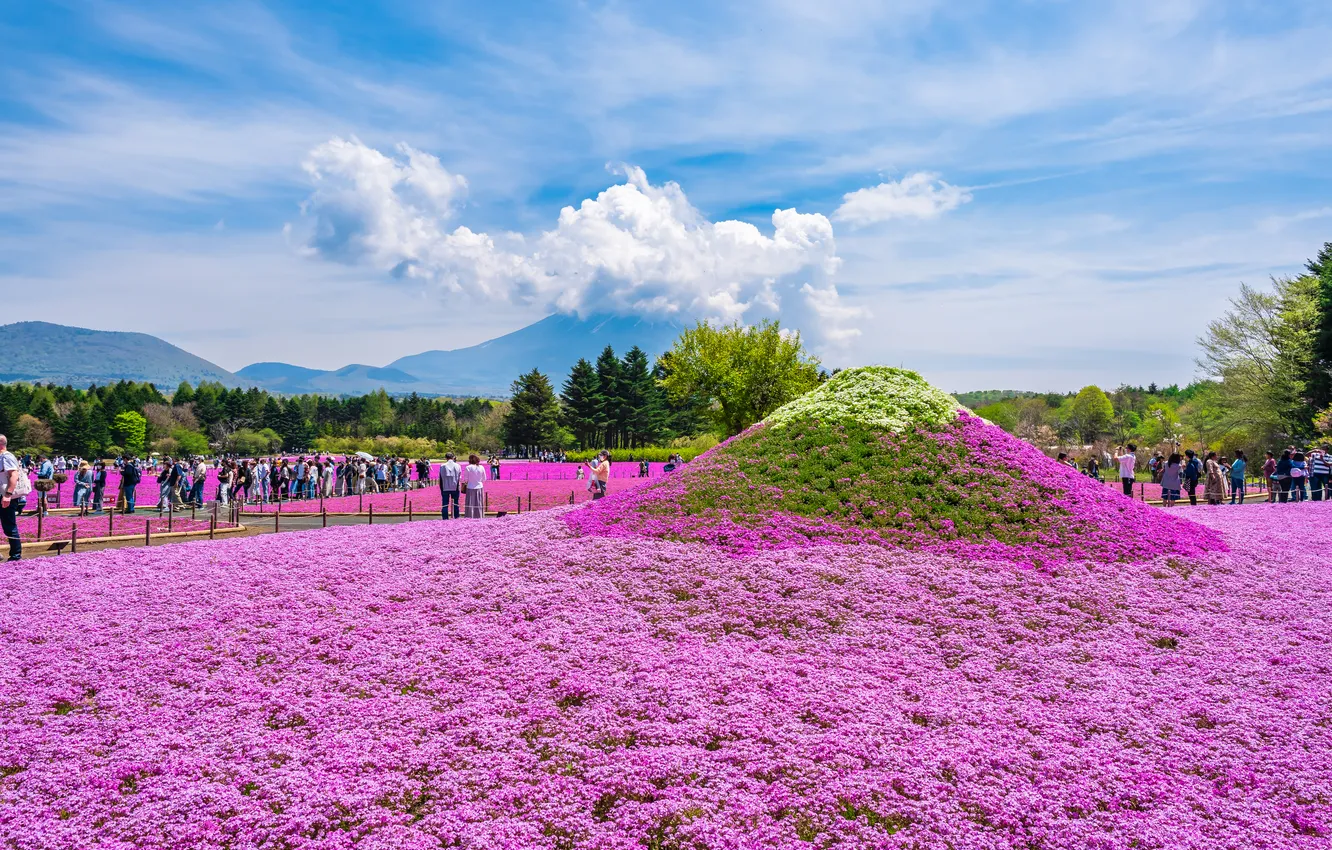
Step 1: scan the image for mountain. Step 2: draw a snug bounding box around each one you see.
[235,362,422,396]
[386,313,684,395]
[0,321,245,388]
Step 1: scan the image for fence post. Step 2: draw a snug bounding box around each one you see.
[1140,483,1144,501]
[275,511,280,534]
[71,523,77,554]
[403,491,408,512]
[145,521,151,547]
[368,504,374,525]
[408,502,413,522]
[517,496,521,515]
[359,492,363,513]
[168,502,173,532]
[528,491,532,512]
[570,490,574,505]
[108,505,114,537]
[209,516,215,540]
[322,509,327,528]
[36,509,42,542]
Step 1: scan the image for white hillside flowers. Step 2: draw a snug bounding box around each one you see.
[764,366,960,432]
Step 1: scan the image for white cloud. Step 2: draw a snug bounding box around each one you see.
[834,172,972,225]
[297,138,861,343]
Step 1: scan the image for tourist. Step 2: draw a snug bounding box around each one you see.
[1204,451,1225,506]
[1085,456,1100,481]
[1229,450,1247,504]
[439,453,461,520]
[90,460,107,513]
[1309,447,1330,502]
[121,457,140,513]
[1289,451,1309,503]
[73,461,91,508]
[1274,450,1293,503]
[489,454,501,481]
[1182,450,1201,506]
[463,454,486,518]
[1160,453,1182,507]
[590,451,610,500]
[1147,453,1161,483]
[255,457,270,503]
[1263,451,1278,502]
[0,435,28,561]
[217,461,231,506]
[190,457,208,507]
[1113,444,1136,497]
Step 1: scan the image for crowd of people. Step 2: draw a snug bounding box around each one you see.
[1099,443,1331,506]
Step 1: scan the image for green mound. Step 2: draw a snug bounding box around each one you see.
[763,366,959,431]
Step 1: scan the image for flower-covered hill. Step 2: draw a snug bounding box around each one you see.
[566,367,1221,563]
[0,505,1329,848]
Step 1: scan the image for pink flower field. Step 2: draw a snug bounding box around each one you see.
[0,503,1328,848]
[13,513,234,542]
[240,477,649,514]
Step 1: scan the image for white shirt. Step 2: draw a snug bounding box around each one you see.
[0,450,19,499]
[464,463,487,489]
[1117,453,1136,479]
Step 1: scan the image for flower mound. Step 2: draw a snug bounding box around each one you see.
[567,367,1221,563]
[0,505,1328,848]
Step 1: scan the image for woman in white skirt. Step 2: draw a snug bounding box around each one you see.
[464,454,487,518]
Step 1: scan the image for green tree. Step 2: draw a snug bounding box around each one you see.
[594,346,622,447]
[619,346,668,448]
[55,400,98,457]
[659,320,822,436]
[1065,385,1115,443]
[1196,275,1319,446]
[171,427,210,456]
[1307,241,1332,410]
[501,369,564,449]
[560,358,602,449]
[172,381,196,406]
[111,410,148,455]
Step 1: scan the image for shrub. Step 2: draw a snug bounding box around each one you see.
[565,446,707,463]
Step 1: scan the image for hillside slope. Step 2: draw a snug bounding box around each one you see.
[0,322,244,388]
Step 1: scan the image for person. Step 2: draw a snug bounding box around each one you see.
[121,456,140,513]
[1203,451,1225,506]
[217,461,231,506]
[1274,450,1293,503]
[1113,444,1137,497]
[1263,451,1278,502]
[463,454,487,518]
[1229,450,1247,505]
[90,460,107,514]
[1085,456,1100,481]
[1159,453,1183,507]
[489,454,501,481]
[589,451,610,499]
[191,457,208,507]
[639,459,649,478]
[1182,449,1202,506]
[1309,447,1330,502]
[439,453,462,520]
[72,461,92,509]
[1289,451,1309,503]
[0,435,28,561]
[575,465,584,480]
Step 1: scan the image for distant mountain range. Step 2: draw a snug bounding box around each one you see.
[2,314,685,398]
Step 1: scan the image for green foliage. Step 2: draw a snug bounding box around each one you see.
[974,402,1018,432]
[224,428,284,457]
[763,367,958,432]
[171,427,210,456]
[111,411,147,455]
[659,319,821,436]
[559,359,601,448]
[1065,386,1114,443]
[501,369,564,448]
[172,381,195,406]
[565,446,707,463]
[1308,241,1332,410]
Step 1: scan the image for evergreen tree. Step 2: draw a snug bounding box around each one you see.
[1307,241,1332,410]
[560,358,602,449]
[55,400,96,456]
[501,369,563,449]
[594,346,623,448]
[620,346,667,448]
[173,381,195,406]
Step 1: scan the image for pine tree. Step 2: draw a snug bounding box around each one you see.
[1307,242,1332,410]
[501,369,563,449]
[560,359,602,449]
[173,381,196,406]
[594,346,623,448]
[55,400,95,457]
[620,346,667,448]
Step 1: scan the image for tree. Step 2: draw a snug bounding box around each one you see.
[172,381,196,406]
[501,370,564,449]
[1065,385,1114,443]
[171,427,210,456]
[619,346,668,448]
[54,400,98,457]
[594,346,622,447]
[658,320,822,436]
[1307,241,1332,410]
[1196,276,1319,446]
[560,358,602,449]
[111,410,148,456]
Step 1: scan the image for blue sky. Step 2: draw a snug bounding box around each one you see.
[3,0,1331,391]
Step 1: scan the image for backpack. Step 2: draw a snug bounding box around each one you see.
[10,469,32,499]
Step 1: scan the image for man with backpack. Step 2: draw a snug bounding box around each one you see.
[0,434,30,561]
[121,456,141,513]
[1182,449,1203,506]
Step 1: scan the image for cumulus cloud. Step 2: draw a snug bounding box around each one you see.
[297,137,863,343]
[834,172,971,226]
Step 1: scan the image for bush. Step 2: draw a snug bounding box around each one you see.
[311,435,451,458]
[565,446,707,463]
[225,428,284,457]
[171,428,211,456]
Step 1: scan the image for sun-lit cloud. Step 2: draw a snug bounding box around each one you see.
[834,173,972,226]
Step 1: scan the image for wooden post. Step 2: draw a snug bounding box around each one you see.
[359,492,363,513]
[322,510,327,528]
[319,492,324,514]
[484,491,489,513]
[528,491,532,512]
[569,490,574,505]
[275,511,280,534]
[36,509,42,542]
[145,520,151,547]
[408,502,413,522]
[191,505,196,521]
[168,502,173,532]
[1139,483,1144,501]
[368,504,374,525]
[71,523,77,554]
[403,491,408,511]
[209,516,215,540]
[517,496,521,515]
[108,505,114,537]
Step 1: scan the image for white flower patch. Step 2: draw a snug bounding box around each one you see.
[764,366,960,432]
